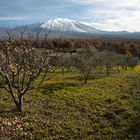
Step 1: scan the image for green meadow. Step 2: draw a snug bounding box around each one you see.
[0,66,140,140]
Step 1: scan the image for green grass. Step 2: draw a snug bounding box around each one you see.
[0,67,140,140]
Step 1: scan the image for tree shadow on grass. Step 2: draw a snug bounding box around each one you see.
[39,72,110,96]
[0,106,24,117]
[66,72,108,82]
[0,98,26,117]
[38,82,80,96]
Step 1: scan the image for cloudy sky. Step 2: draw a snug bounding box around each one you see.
[0,0,140,32]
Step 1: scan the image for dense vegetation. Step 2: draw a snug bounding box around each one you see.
[1,37,140,56]
[29,38,140,57]
[0,36,140,139]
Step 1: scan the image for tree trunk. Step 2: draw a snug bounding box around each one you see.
[61,67,64,75]
[84,77,88,83]
[17,96,23,112]
[125,66,128,70]
[117,66,120,73]
[106,66,109,76]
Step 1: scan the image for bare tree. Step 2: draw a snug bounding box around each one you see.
[44,26,52,42]
[6,28,12,42]
[34,29,42,42]
[0,40,55,112]
[19,26,28,41]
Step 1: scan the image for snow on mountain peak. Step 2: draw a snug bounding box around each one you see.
[41,17,100,33]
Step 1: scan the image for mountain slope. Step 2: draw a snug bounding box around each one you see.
[41,18,102,33]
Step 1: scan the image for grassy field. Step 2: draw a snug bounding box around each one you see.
[0,66,140,140]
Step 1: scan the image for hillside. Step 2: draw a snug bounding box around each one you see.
[0,66,140,140]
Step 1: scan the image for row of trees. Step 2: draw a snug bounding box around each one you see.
[1,37,140,57]
[0,38,139,112]
[35,38,140,57]
[58,47,138,83]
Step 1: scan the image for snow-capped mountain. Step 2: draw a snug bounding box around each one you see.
[1,18,140,39]
[41,18,102,33]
